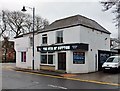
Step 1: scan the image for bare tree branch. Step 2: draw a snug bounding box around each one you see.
[0,10,49,38]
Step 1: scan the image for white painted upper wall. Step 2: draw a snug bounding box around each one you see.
[80,26,110,51]
[14,36,29,50]
[37,25,110,50]
[37,26,81,45]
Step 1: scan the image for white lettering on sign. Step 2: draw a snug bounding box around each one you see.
[67,46,70,49]
[39,45,71,52]
[48,47,53,51]
[72,45,78,49]
[57,46,70,50]
[43,47,47,50]
[54,47,57,50]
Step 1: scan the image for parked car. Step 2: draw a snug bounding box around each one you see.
[102,56,120,72]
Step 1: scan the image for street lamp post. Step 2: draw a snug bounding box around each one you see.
[21,6,35,70]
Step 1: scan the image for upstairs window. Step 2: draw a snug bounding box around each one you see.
[42,34,47,44]
[56,31,63,43]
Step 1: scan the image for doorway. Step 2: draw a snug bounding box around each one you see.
[58,52,66,70]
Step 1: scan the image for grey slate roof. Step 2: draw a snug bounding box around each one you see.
[15,14,111,38]
[44,15,111,34]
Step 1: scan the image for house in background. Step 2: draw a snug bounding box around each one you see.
[1,37,16,63]
[14,15,111,73]
[110,38,120,54]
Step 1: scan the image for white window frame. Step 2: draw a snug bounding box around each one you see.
[42,34,48,44]
[56,31,63,43]
[21,51,26,62]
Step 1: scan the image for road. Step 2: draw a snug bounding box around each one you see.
[2,63,119,90]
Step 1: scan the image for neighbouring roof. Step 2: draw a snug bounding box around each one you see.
[42,14,111,34]
[114,45,120,50]
[111,38,120,43]
[14,31,40,38]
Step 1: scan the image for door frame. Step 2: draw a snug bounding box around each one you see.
[58,52,66,70]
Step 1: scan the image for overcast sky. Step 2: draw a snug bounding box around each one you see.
[0,0,118,38]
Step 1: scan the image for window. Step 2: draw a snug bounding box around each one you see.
[41,54,54,65]
[21,52,26,62]
[42,34,47,44]
[73,52,85,64]
[56,31,63,43]
[48,55,53,64]
[30,37,33,47]
[41,55,47,64]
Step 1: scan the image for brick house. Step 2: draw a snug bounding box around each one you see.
[1,37,16,63]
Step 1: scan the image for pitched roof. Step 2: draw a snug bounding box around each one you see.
[15,14,111,38]
[44,15,111,34]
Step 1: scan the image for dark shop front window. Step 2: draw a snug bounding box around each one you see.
[73,52,85,64]
[41,55,47,64]
[48,55,53,64]
[41,55,54,64]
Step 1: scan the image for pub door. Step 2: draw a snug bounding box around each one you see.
[58,52,66,70]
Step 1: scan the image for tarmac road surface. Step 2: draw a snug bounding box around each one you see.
[2,63,119,90]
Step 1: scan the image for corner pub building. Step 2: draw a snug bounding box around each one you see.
[15,15,111,73]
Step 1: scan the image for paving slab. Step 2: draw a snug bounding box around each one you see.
[70,72,119,84]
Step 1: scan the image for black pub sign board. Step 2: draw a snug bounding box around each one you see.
[37,43,89,52]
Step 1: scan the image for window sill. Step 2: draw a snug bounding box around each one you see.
[21,62,26,63]
[55,42,64,44]
[41,44,48,46]
[40,64,55,66]
[73,63,85,65]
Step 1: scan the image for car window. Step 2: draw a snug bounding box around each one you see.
[106,57,115,62]
[118,57,120,59]
[118,57,120,62]
[113,57,119,63]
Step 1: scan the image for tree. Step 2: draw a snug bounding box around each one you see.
[0,10,9,38]
[0,10,49,38]
[101,0,120,26]
[101,0,120,42]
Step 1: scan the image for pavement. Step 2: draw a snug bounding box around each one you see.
[13,66,120,85]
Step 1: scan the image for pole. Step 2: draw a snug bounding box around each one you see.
[32,7,35,70]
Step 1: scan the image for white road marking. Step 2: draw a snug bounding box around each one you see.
[57,86,68,89]
[32,81,39,84]
[48,84,67,89]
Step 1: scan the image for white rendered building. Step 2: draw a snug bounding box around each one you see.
[14,15,111,73]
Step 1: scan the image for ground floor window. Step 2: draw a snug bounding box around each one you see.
[48,55,53,64]
[21,52,26,62]
[41,55,47,64]
[73,52,85,64]
[41,53,55,65]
